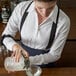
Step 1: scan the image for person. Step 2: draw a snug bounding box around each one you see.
[1,0,70,67]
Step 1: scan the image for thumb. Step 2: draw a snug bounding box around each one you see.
[21,50,29,58]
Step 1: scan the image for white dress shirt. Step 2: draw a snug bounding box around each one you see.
[2,1,70,65]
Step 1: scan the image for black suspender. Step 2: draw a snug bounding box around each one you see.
[46,8,60,49]
[20,1,33,32]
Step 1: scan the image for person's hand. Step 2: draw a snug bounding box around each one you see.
[12,44,29,62]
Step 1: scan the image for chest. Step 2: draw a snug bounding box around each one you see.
[37,12,48,25]
[20,11,53,41]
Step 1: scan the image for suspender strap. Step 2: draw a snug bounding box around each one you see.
[20,1,33,32]
[46,7,60,49]
[1,1,33,46]
[56,7,60,25]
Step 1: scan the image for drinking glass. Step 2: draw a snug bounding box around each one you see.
[4,56,42,76]
[4,56,25,71]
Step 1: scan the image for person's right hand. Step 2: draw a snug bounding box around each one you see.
[12,43,29,62]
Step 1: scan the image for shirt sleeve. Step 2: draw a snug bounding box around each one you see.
[2,3,22,51]
[29,16,70,65]
[2,1,33,51]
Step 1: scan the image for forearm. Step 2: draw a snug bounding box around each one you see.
[29,52,60,65]
[1,5,20,51]
[3,37,17,51]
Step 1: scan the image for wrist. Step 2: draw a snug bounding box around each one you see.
[12,43,20,51]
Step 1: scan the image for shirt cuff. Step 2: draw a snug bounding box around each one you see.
[3,37,17,51]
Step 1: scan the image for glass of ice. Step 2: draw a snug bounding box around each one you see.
[4,56,42,76]
[4,56,25,71]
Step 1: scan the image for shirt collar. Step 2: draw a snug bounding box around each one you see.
[27,2,59,23]
[48,5,59,23]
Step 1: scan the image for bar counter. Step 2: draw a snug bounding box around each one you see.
[0,67,76,76]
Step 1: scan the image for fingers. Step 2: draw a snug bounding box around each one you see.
[12,44,22,62]
[12,48,22,62]
[12,44,29,62]
[22,49,29,58]
[15,49,21,62]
